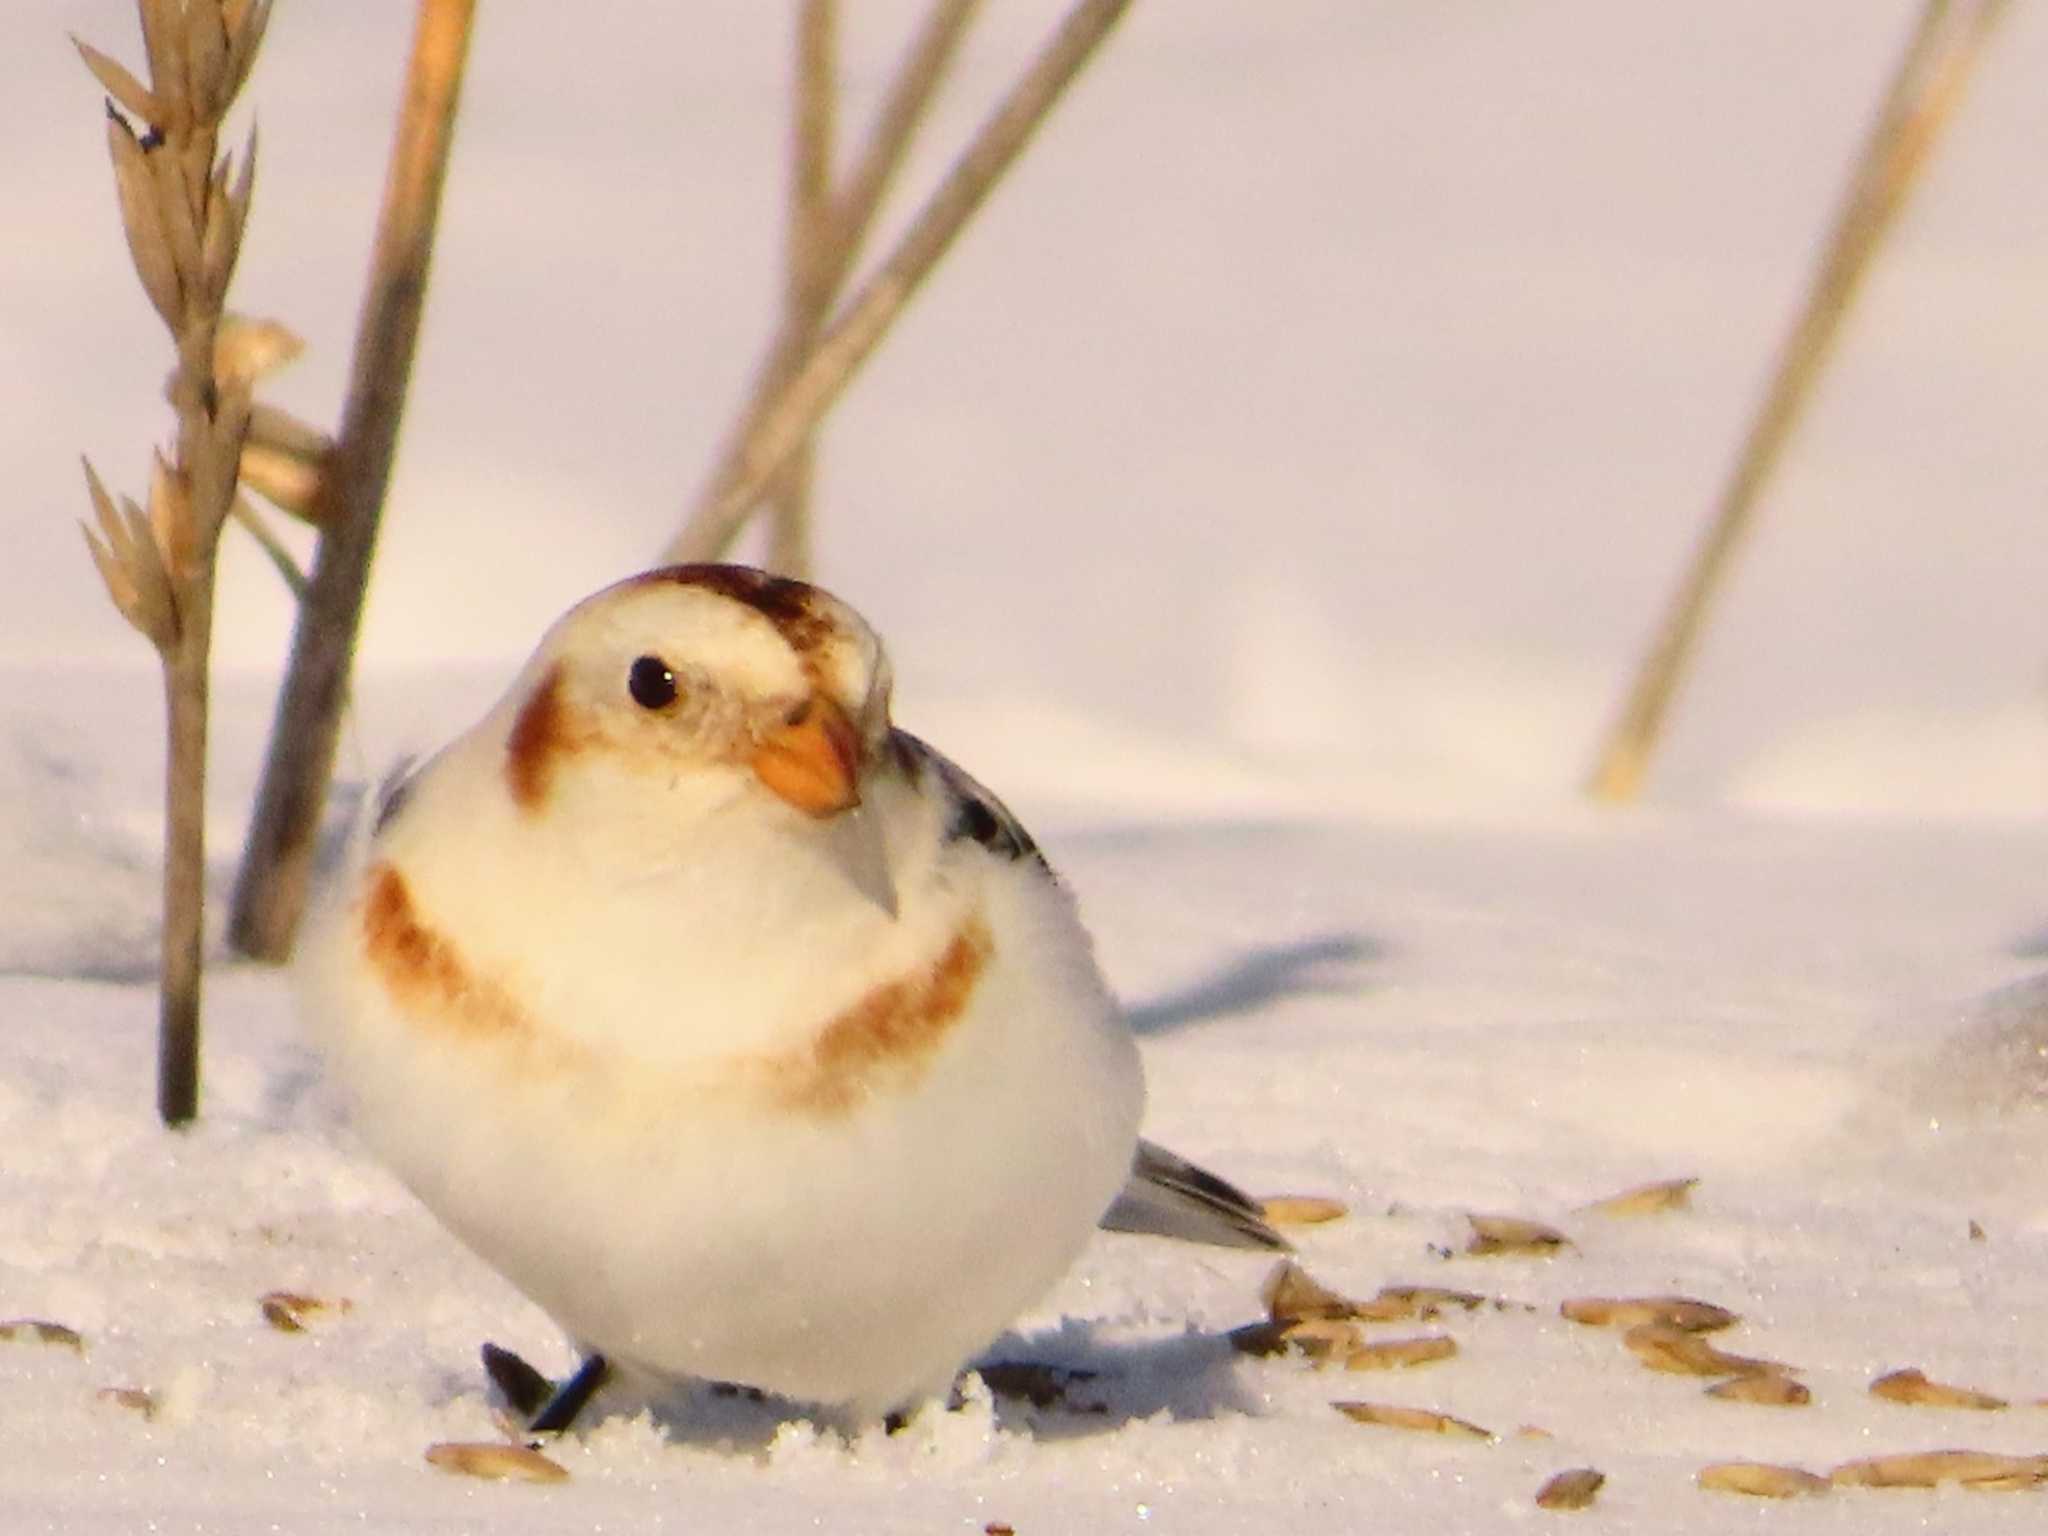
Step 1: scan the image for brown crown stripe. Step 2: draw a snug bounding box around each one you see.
[361,861,537,1042]
[769,915,993,1116]
[647,564,835,655]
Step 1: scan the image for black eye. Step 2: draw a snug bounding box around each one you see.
[628,655,677,710]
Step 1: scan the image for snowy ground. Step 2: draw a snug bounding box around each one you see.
[6,1,2048,1532]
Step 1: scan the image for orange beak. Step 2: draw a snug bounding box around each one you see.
[751,696,862,817]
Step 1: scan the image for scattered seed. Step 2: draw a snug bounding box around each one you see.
[1535,1467,1605,1510]
[1622,1323,1789,1379]
[1581,1177,1698,1216]
[1465,1214,1569,1257]
[0,1319,85,1354]
[1706,1373,1811,1406]
[96,1386,156,1419]
[1229,1316,1363,1364]
[985,1525,1016,1536]
[1968,1219,1986,1241]
[1373,1284,1491,1318]
[1869,1368,2006,1411]
[1830,1450,2048,1489]
[1559,1295,1737,1333]
[260,1291,351,1333]
[1333,1401,1492,1439]
[1697,1462,1830,1498]
[1259,1195,1349,1226]
[1261,1259,1366,1323]
[424,1441,569,1484]
[1344,1335,1458,1372]
[1517,1425,1556,1440]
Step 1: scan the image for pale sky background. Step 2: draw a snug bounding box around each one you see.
[5,1,2045,812]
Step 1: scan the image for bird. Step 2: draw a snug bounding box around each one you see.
[297,562,1283,1434]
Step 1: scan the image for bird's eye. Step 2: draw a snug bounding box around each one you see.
[628,655,678,710]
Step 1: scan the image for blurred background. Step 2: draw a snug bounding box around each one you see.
[6,1,2045,817]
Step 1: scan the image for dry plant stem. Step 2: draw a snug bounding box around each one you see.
[666,0,1122,564]
[693,0,982,571]
[1584,0,2012,803]
[228,0,477,961]
[765,0,840,578]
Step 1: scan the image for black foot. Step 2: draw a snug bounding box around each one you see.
[481,1342,554,1420]
[528,1352,611,1436]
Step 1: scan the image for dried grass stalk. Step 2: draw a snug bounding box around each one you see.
[666,0,1132,564]
[77,0,272,1124]
[1585,0,2016,803]
[229,0,477,962]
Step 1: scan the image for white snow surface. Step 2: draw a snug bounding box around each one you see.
[6,1,2048,1531]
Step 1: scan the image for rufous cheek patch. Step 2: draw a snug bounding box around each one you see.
[504,662,581,812]
[765,915,993,1116]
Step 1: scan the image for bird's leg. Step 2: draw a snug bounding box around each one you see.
[527,1352,612,1435]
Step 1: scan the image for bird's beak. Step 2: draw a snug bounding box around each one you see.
[751,695,862,817]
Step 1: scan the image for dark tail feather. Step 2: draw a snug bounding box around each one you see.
[1098,1138,1289,1251]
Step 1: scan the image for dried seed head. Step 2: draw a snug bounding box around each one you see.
[1622,1323,1790,1379]
[184,0,230,121]
[105,109,182,328]
[1580,1176,1698,1217]
[1534,1468,1605,1510]
[81,458,178,650]
[1333,1400,1493,1439]
[1830,1450,2047,1489]
[1868,1367,2006,1410]
[1697,1462,1830,1498]
[1259,1195,1349,1226]
[424,1441,570,1483]
[214,314,303,390]
[1706,1373,1811,1406]
[74,37,162,127]
[1559,1295,1738,1333]
[1466,1213,1570,1257]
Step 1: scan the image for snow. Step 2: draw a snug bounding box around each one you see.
[5,1,2048,1531]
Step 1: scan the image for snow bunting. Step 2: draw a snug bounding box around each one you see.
[298,563,1281,1431]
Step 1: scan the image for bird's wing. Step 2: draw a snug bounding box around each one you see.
[1099,1138,1289,1251]
[888,730,1044,866]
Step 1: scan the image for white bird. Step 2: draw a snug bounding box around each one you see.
[298,563,1281,1433]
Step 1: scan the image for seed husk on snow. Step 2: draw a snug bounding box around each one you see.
[0,1319,85,1354]
[1697,1461,1831,1498]
[96,1386,157,1419]
[1375,1283,1493,1316]
[1333,1400,1493,1439]
[424,1441,570,1483]
[1259,1195,1349,1227]
[1580,1177,1698,1216]
[1622,1323,1790,1379]
[1534,1467,1606,1510]
[1705,1372,1811,1406]
[1465,1214,1570,1256]
[1868,1367,2006,1410]
[1261,1259,1367,1322]
[1559,1295,1738,1333]
[1829,1450,2048,1489]
[1229,1316,1363,1364]
[259,1291,351,1333]
[1343,1334,1458,1372]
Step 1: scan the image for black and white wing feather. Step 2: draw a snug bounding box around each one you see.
[891,730,1043,866]
[1100,1138,1288,1251]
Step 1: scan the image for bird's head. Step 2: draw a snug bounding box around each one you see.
[494,563,894,825]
